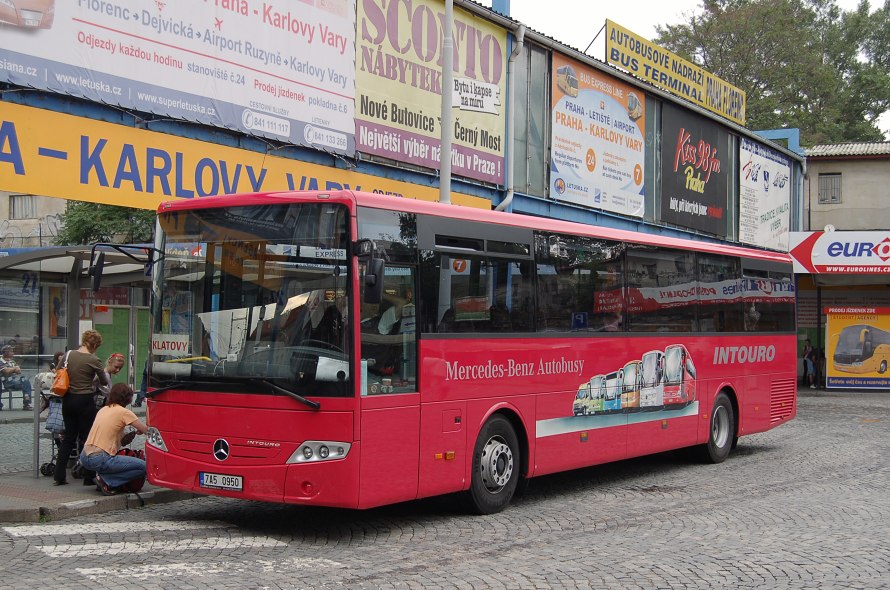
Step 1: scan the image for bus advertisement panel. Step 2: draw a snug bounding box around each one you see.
[550,53,645,217]
[826,307,890,389]
[140,190,796,515]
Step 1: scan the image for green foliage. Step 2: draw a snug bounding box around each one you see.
[654,0,890,145]
[54,201,156,246]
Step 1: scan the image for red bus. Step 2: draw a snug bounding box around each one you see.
[135,190,796,514]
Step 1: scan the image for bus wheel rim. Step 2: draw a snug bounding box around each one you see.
[481,437,513,492]
[712,405,729,448]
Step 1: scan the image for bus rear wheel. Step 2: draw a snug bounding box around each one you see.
[696,392,734,464]
[468,415,520,515]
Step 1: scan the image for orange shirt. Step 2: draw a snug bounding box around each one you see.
[84,404,138,456]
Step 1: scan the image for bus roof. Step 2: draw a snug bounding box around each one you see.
[158,190,792,263]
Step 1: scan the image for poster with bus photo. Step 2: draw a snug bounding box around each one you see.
[825,307,890,389]
[570,344,696,418]
[550,54,645,217]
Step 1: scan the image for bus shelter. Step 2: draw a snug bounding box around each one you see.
[0,246,149,476]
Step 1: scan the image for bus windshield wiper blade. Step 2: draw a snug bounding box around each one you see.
[146,381,189,398]
[146,378,321,410]
[258,378,321,410]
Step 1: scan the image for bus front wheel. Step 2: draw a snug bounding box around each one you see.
[696,392,734,464]
[467,415,520,515]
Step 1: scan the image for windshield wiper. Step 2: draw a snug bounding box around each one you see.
[258,378,321,410]
[144,378,321,410]
[145,381,189,398]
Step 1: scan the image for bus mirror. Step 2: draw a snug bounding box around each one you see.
[364,257,385,304]
[89,251,105,292]
[355,239,376,257]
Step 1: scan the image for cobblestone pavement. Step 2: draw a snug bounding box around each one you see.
[1,390,889,589]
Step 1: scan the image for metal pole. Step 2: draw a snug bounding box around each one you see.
[439,0,453,205]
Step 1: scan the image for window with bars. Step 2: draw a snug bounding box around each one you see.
[9,194,36,219]
[818,173,841,204]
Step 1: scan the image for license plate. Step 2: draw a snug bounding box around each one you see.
[199,472,243,491]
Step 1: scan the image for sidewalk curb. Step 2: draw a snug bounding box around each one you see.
[1,489,197,524]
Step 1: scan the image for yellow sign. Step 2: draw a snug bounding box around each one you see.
[0,102,489,210]
[825,306,890,389]
[605,20,746,126]
[356,0,507,184]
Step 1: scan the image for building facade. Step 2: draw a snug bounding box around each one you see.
[0,0,804,401]
[792,142,890,388]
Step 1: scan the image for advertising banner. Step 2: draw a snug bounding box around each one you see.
[825,307,890,389]
[549,54,645,216]
[790,231,890,274]
[0,0,355,154]
[0,102,489,210]
[605,20,746,126]
[660,103,729,237]
[356,0,506,184]
[739,138,791,251]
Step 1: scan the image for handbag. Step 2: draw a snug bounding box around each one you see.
[50,351,71,397]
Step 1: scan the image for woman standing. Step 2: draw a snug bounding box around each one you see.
[94,352,125,408]
[53,330,110,486]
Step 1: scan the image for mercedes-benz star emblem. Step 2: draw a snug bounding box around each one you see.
[213,439,230,462]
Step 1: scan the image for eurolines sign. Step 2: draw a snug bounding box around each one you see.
[790,231,890,274]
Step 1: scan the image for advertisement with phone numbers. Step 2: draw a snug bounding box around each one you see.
[0,0,355,154]
[550,54,645,217]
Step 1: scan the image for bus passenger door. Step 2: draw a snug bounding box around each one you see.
[358,393,419,508]
[357,265,420,508]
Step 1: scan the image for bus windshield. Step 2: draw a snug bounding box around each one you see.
[151,202,352,397]
[835,325,869,357]
[663,346,684,384]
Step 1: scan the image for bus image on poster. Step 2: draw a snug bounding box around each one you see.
[131,190,796,515]
[831,324,890,376]
[663,344,697,406]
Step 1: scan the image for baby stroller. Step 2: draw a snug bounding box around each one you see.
[39,393,78,476]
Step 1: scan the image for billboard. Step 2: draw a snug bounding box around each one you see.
[660,103,729,237]
[550,54,645,216]
[356,0,507,184]
[825,307,890,389]
[739,138,791,251]
[0,102,489,210]
[790,231,890,274]
[0,0,356,155]
[605,20,746,126]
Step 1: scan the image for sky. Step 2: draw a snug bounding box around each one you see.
[481,0,889,137]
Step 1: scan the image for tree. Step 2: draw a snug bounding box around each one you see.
[654,0,890,145]
[54,201,156,246]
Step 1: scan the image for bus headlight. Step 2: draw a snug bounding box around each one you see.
[288,441,351,463]
[145,427,168,452]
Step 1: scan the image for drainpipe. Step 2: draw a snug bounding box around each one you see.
[495,24,525,212]
[439,0,454,205]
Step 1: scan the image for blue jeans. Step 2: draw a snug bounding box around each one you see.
[79,450,146,489]
[2,375,32,406]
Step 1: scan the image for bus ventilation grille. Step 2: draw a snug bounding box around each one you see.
[770,379,796,424]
